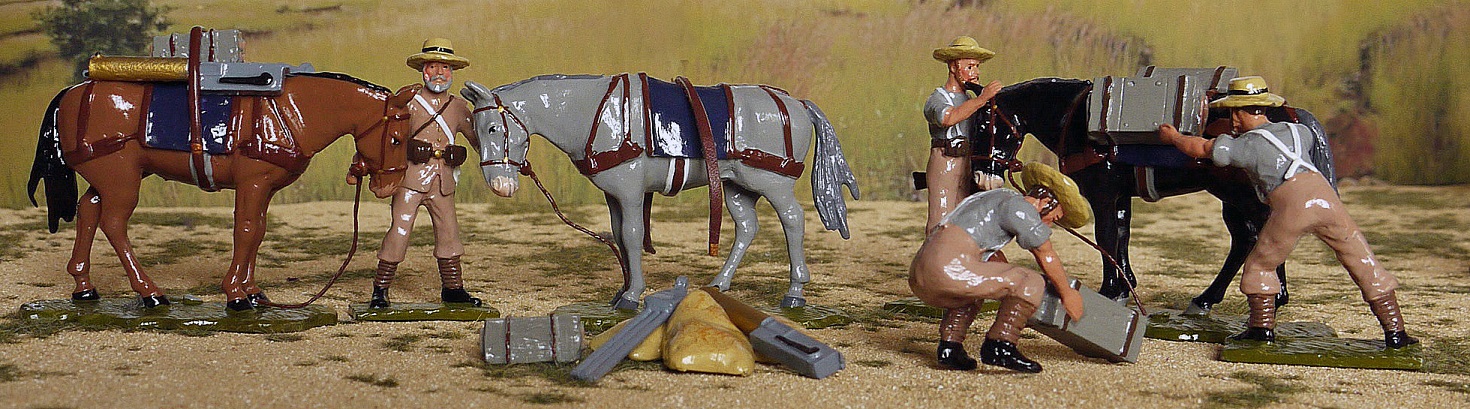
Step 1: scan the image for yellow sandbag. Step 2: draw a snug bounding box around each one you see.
[663,290,754,375]
[587,319,665,361]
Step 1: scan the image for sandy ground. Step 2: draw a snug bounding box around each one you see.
[1,184,1469,408]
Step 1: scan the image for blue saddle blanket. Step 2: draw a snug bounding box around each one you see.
[144,83,233,154]
[1114,144,1196,168]
[645,77,731,159]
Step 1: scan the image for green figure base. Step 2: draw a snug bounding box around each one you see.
[1145,309,1337,343]
[1220,337,1424,371]
[349,302,499,322]
[553,302,638,335]
[19,298,337,333]
[881,297,998,319]
[759,304,854,329]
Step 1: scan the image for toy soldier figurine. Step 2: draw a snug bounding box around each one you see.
[909,163,1089,373]
[353,38,482,308]
[1159,76,1416,348]
[924,36,1004,235]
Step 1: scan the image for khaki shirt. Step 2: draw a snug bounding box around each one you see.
[401,87,475,196]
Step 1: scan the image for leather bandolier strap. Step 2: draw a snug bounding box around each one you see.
[677,76,724,256]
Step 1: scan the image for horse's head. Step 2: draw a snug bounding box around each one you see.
[461,81,529,198]
[351,87,415,198]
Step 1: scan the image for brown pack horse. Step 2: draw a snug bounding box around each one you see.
[27,73,412,311]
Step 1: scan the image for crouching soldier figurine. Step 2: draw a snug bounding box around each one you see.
[350,38,482,308]
[1159,76,1415,348]
[909,163,1089,373]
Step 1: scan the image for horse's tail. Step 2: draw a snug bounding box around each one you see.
[801,100,859,239]
[28,86,79,233]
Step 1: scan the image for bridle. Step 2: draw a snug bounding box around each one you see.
[469,92,630,281]
[472,93,531,174]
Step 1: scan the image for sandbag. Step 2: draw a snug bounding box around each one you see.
[663,290,754,375]
[587,319,665,362]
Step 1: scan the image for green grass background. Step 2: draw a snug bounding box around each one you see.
[1,0,1465,209]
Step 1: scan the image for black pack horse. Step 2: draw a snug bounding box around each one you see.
[967,78,1336,313]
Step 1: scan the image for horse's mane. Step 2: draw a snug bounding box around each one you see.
[289,71,392,94]
[491,74,606,93]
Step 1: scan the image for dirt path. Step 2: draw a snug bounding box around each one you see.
[2,185,1468,408]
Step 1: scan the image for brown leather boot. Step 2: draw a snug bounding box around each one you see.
[438,256,481,306]
[937,305,979,370]
[986,297,1037,344]
[1368,291,1418,348]
[369,260,397,309]
[1232,294,1277,342]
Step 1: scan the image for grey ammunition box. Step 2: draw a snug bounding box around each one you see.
[1087,66,1236,145]
[481,314,585,364]
[1029,278,1147,363]
[153,29,243,62]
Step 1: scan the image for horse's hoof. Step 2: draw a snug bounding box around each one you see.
[1184,300,1213,316]
[140,295,171,308]
[72,289,100,301]
[247,292,271,304]
[780,296,807,308]
[225,299,255,311]
[609,295,639,311]
[442,288,482,307]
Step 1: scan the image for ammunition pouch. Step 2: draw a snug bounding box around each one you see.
[931,138,971,158]
[408,139,468,166]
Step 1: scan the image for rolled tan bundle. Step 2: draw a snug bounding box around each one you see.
[87,56,187,82]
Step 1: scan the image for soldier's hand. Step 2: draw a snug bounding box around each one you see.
[346,174,360,185]
[980,80,1003,101]
[974,172,1004,191]
[1060,286,1085,322]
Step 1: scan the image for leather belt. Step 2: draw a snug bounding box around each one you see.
[932,138,970,158]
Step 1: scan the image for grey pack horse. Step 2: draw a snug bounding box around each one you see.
[460,74,859,310]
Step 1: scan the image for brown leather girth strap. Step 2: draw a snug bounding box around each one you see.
[186,26,217,191]
[677,76,723,257]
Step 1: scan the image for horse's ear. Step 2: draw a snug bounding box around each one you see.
[388,84,420,108]
[461,81,491,106]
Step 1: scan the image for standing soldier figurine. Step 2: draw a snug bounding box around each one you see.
[909,163,1089,373]
[351,38,482,308]
[923,36,1004,235]
[1158,76,1416,348]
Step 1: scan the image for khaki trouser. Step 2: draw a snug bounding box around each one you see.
[926,147,970,235]
[1241,173,1397,301]
[910,225,1046,342]
[378,178,464,263]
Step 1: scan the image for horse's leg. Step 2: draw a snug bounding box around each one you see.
[89,170,167,307]
[605,191,645,311]
[760,181,810,308]
[65,187,103,300]
[225,183,278,310]
[1189,202,1256,314]
[710,182,759,291]
[1078,167,1137,300]
[604,193,632,298]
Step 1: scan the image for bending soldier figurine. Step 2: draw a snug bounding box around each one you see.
[350,38,482,308]
[923,36,1004,235]
[1159,76,1416,348]
[909,163,1089,373]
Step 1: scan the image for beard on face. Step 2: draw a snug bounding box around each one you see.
[424,74,451,93]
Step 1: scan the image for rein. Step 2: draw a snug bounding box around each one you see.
[257,181,364,309]
[474,97,631,281]
[984,103,1149,315]
[262,93,408,309]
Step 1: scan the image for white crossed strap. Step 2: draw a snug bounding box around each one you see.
[1251,123,1320,179]
[413,94,455,144]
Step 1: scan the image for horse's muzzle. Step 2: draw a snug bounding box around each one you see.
[490,175,519,197]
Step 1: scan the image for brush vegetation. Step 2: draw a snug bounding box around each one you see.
[1,0,1465,210]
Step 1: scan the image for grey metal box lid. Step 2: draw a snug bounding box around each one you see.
[1087,66,1237,145]
[152,29,243,62]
